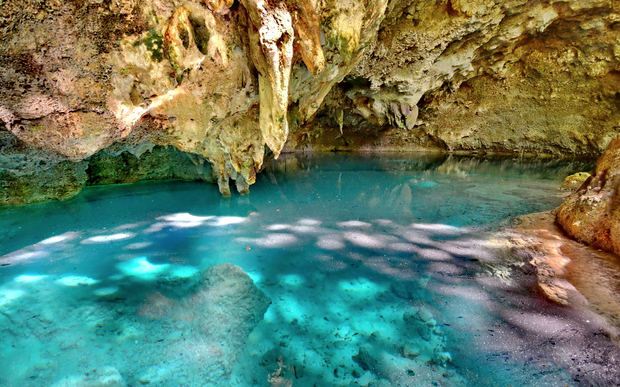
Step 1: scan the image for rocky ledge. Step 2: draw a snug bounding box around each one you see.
[0,0,618,201]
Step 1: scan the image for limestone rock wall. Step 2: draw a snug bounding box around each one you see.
[289,0,619,156]
[0,0,389,197]
[557,136,620,256]
[0,0,618,204]
[0,128,214,206]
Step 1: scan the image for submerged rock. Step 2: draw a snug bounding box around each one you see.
[51,367,125,387]
[402,306,450,365]
[1,263,271,386]
[135,263,272,380]
[182,263,272,360]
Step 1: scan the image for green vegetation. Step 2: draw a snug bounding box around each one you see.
[134,28,164,62]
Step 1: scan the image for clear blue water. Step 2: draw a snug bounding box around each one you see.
[0,154,598,386]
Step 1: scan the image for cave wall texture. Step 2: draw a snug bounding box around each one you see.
[0,0,618,205]
[557,137,620,256]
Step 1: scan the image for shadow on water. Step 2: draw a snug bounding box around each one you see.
[1,153,614,386]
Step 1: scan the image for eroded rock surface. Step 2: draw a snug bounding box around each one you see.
[291,0,619,155]
[0,263,271,386]
[0,0,618,203]
[0,131,213,205]
[557,136,620,256]
[506,212,620,328]
[0,0,389,198]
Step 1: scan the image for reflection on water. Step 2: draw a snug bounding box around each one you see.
[1,154,616,386]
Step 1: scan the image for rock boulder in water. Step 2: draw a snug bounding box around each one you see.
[134,263,271,382]
[560,172,592,191]
[8,263,271,386]
[181,263,272,364]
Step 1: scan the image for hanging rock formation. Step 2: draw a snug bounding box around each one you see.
[291,0,618,155]
[0,0,618,204]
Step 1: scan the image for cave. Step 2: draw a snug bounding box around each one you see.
[0,1,619,386]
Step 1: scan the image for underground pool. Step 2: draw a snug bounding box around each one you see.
[0,154,617,386]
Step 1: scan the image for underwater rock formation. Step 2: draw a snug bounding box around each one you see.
[504,211,620,326]
[51,367,126,387]
[0,0,618,203]
[557,137,620,256]
[0,263,271,385]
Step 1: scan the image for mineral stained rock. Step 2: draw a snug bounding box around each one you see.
[560,171,592,191]
[0,128,213,205]
[557,136,620,256]
[291,0,619,155]
[0,0,618,203]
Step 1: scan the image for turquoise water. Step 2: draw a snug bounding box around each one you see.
[0,154,603,386]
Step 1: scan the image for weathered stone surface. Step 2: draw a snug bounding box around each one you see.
[86,144,214,186]
[504,211,620,328]
[51,367,126,387]
[557,137,620,256]
[561,171,592,191]
[0,0,617,204]
[0,0,382,197]
[1,262,271,386]
[0,130,214,205]
[0,127,88,205]
[137,263,271,380]
[289,0,619,156]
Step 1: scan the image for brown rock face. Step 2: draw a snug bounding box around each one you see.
[0,0,390,197]
[290,0,619,156]
[557,137,620,256]
[0,0,618,204]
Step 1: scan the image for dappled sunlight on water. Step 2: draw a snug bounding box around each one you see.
[1,154,616,386]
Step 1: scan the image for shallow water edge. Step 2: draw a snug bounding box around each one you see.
[1,153,617,387]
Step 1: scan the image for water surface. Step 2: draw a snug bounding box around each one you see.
[2,154,612,386]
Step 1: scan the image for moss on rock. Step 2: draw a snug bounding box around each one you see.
[0,161,88,206]
[86,145,214,186]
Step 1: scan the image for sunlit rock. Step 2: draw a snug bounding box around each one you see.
[2,0,615,203]
[557,137,620,255]
[560,171,592,191]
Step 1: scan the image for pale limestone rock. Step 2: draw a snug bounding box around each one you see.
[241,0,294,158]
[561,172,592,191]
[0,0,617,204]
